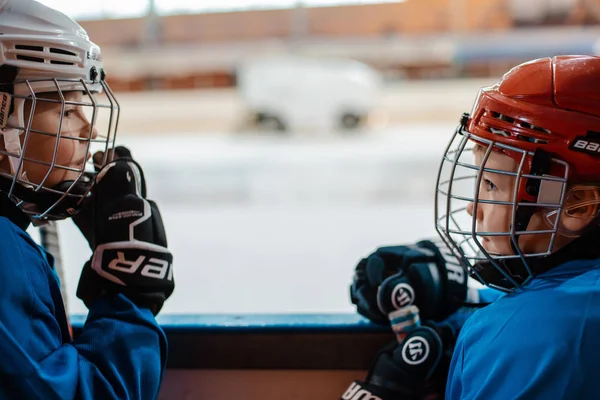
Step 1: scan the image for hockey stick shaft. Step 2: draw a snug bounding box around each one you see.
[39,222,68,312]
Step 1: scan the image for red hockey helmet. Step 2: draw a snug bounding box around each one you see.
[436,55,600,291]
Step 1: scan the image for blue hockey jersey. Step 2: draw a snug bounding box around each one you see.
[0,216,167,399]
[446,258,600,399]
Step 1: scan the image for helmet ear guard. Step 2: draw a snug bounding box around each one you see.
[0,64,30,188]
[0,64,18,127]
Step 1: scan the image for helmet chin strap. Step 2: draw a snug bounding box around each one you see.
[0,173,93,221]
[509,148,553,256]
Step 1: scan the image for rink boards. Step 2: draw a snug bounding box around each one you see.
[71,313,391,400]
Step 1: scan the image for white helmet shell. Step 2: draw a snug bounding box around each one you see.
[0,0,104,95]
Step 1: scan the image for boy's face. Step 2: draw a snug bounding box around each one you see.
[466,144,561,256]
[7,91,97,188]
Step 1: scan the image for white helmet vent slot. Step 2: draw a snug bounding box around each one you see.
[10,43,79,66]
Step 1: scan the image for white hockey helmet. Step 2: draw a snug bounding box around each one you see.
[0,0,118,220]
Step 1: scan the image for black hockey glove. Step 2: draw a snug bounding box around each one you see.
[73,147,174,315]
[340,322,455,400]
[350,239,468,325]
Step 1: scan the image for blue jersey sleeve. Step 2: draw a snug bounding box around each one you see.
[0,218,167,400]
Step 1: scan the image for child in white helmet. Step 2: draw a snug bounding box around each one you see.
[0,0,174,398]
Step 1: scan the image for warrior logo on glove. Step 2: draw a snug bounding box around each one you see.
[402,336,430,365]
[391,283,415,309]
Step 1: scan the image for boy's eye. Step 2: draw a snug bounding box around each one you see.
[483,178,497,191]
[63,109,75,118]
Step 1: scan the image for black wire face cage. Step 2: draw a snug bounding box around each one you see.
[1,77,119,220]
[434,121,570,291]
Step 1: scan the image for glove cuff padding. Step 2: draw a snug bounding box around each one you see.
[341,381,393,400]
[77,251,174,316]
[341,381,443,400]
[88,242,174,314]
[91,242,173,285]
[350,324,453,400]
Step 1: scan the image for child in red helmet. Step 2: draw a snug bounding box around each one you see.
[345,55,600,400]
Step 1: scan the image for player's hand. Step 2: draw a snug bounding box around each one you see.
[74,147,174,315]
[350,239,468,325]
[340,323,454,400]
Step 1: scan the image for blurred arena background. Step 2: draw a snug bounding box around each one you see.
[36,0,600,315]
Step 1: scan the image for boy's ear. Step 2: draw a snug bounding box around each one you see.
[561,186,600,233]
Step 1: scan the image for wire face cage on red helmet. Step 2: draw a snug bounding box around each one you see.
[435,55,600,292]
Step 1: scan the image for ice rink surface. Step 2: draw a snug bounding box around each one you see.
[47,122,459,316]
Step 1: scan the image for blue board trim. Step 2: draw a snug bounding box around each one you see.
[70,313,388,332]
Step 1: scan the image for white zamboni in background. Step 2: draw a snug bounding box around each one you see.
[237,54,383,133]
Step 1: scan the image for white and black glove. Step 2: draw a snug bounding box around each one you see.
[341,322,455,400]
[73,147,174,315]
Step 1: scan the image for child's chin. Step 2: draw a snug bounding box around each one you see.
[480,240,505,256]
[479,237,492,250]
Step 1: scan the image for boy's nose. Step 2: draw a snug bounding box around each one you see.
[466,201,483,220]
[81,122,98,140]
[90,125,98,140]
